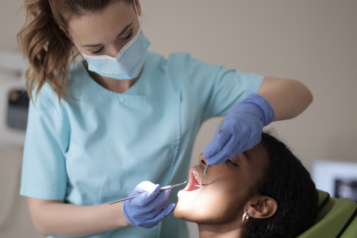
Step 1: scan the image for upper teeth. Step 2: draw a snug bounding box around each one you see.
[193,171,200,182]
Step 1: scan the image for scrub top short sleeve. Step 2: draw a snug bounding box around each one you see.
[20,52,264,238]
[20,88,69,200]
[168,53,264,122]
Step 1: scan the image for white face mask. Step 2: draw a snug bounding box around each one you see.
[76,3,151,80]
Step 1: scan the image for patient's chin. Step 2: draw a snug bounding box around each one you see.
[173,198,200,222]
[173,199,191,220]
[173,208,201,223]
[173,206,185,219]
[173,197,224,224]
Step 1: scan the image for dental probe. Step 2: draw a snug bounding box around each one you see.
[109,181,187,205]
[200,118,224,186]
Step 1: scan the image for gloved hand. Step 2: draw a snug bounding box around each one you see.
[123,181,175,229]
[203,93,275,166]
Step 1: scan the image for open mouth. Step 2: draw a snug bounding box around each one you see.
[182,165,202,192]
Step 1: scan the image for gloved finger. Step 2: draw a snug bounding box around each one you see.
[137,189,171,215]
[203,130,232,159]
[131,183,160,207]
[131,181,157,194]
[142,203,176,229]
[127,181,155,197]
[207,150,231,166]
[214,119,224,136]
[207,134,238,166]
[153,203,176,223]
[150,189,171,210]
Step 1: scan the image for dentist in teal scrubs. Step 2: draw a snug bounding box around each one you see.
[18,0,313,237]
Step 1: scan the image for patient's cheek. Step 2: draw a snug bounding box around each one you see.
[173,158,255,224]
[173,189,243,224]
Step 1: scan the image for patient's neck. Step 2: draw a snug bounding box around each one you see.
[198,222,243,238]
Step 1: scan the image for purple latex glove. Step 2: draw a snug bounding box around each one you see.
[203,93,275,166]
[123,181,175,228]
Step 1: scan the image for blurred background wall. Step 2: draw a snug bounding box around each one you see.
[0,0,356,237]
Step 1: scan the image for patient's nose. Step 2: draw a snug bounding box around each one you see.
[199,153,207,166]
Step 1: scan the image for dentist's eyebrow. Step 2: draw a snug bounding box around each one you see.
[82,43,102,48]
[82,22,133,48]
[116,22,133,38]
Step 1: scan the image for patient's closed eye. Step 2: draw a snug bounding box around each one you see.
[226,159,238,167]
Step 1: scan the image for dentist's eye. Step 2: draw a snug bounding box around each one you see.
[226,159,238,167]
[122,31,133,40]
[92,48,103,54]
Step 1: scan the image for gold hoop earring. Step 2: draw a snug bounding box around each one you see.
[242,212,249,223]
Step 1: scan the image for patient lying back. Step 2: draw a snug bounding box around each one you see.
[174,131,318,238]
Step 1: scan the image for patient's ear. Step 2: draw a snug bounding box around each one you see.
[243,195,278,220]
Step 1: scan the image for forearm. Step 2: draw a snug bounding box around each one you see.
[29,198,131,237]
[258,78,313,121]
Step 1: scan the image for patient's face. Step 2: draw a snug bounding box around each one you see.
[174,142,269,224]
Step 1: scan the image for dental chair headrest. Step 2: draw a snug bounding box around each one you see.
[297,190,357,238]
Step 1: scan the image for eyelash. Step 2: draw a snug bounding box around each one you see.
[226,159,238,167]
[122,31,133,40]
[91,30,133,54]
[92,48,103,54]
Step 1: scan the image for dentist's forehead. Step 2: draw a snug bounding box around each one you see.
[68,1,136,46]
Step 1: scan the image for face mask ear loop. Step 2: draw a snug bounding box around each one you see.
[67,36,85,62]
[72,39,83,55]
[133,2,142,29]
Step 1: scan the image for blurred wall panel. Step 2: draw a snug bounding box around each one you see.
[0,1,25,50]
[0,1,356,238]
[0,147,42,238]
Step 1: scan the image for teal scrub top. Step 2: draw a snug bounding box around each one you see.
[20,52,264,238]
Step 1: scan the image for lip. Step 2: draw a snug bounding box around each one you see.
[182,165,203,192]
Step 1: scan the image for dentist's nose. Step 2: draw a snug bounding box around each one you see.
[106,45,121,58]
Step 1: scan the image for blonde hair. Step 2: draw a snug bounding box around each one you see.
[17,0,133,102]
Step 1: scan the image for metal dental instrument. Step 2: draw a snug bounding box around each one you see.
[109,181,187,205]
[200,118,224,186]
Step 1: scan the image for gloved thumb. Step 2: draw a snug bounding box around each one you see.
[132,183,160,207]
[154,203,176,225]
[144,203,176,229]
[160,203,176,218]
[203,128,232,159]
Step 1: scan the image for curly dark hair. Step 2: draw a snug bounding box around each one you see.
[243,131,318,238]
